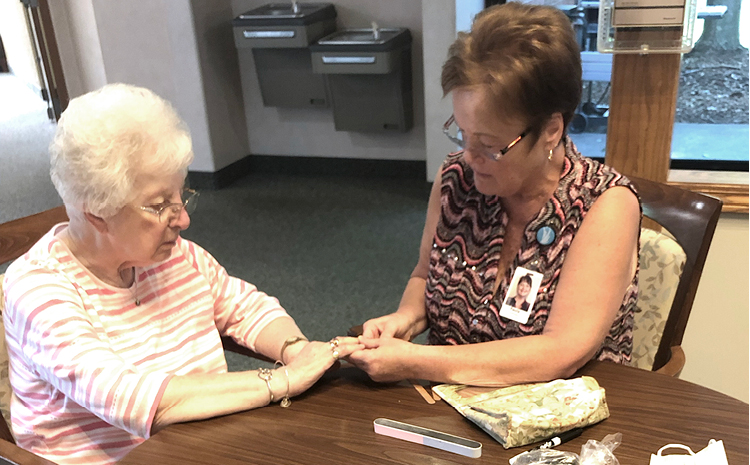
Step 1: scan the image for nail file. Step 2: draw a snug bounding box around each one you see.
[373,418,482,458]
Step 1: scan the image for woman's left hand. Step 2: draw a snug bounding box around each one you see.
[285,337,363,396]
[347,336,415,383]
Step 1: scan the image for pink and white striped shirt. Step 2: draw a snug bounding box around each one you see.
[2,224,291,464]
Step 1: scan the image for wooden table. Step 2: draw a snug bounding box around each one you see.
[120,362,748,464]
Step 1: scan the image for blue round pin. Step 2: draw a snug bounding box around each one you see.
[536,226,555,245]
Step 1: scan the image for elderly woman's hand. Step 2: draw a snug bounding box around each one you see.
[284,337,363,397]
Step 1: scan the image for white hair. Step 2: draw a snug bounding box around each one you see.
[50,83,194,218]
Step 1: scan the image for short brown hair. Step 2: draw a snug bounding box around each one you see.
[441,2,582,140]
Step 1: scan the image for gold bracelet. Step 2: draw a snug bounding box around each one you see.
[275,361,291,408]
[279,336,308,363]
[281,367,291,408]
[257,368,274,403]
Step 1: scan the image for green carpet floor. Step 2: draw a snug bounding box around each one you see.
[180,172,431,371]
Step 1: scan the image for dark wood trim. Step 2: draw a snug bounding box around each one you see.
[0,439,57,464]
[655,346,686,377]
[0,419,13,445]
[669,181,749,213]
[28,0,68,120]
[0,34,9,73]
[0,206,67,265]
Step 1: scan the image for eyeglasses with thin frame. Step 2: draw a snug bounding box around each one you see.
[442,114,528,161]
[139,188,199,222]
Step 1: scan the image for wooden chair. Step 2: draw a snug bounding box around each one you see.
[0,206,268,462]
[628,176,722,376]
[349,177,722,378]
[0,207,69,266]
[0,441,56,465]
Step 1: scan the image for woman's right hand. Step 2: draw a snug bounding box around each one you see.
[284,337,362,397]
[361,312,419,340]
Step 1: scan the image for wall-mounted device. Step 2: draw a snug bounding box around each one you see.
[310,26,413,132]
[597,0,699,53]
[232,3,337,108]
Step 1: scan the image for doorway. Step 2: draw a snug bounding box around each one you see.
[0,0,66,223]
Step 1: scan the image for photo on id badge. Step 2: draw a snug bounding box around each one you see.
[500,267,543,324]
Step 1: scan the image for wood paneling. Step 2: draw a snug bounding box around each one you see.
[669,181,750,213]
[29,0,69,120]
[605,53,682,182]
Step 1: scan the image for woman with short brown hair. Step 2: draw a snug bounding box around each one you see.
[351,2,639,387]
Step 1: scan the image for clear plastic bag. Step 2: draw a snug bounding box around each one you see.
[510,433,622,465]
[579,433,622,465]
[511,449,580,464]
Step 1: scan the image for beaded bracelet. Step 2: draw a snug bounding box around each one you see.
[257,368,274,403]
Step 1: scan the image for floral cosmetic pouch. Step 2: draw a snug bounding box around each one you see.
[433,376,610,449]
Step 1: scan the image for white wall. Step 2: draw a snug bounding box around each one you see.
[90,0,216,171]
[53,0,424,169]
[423,0,457,181]
[0,0,41,92]
[50,0,244,173]
[681,214,749,402]
[47,0,106,99]
[231,0,426,161]
[190,0,249,172]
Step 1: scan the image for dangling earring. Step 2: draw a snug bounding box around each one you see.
[548,148,554,161]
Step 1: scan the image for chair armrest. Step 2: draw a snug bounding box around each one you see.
[654,346,686,377]
[0,439,57,465]
[0,418,12,445]
[220,336,275,364]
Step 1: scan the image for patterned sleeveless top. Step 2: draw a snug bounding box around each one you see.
[425,137,638,364]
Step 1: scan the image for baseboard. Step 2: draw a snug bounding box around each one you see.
[189,154,427,190]
[188,155,255,190]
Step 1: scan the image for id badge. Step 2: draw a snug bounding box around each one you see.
[500,267,543,325]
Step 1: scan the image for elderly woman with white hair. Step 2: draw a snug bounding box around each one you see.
[1,83,361,465]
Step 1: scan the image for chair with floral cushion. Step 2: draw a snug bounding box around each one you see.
[628,176,722,377]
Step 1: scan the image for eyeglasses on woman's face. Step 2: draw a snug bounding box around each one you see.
[442,114,528,161]
[139,188,199,223]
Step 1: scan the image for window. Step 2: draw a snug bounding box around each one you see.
[568,0,749,173]
[671,0,749,171]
